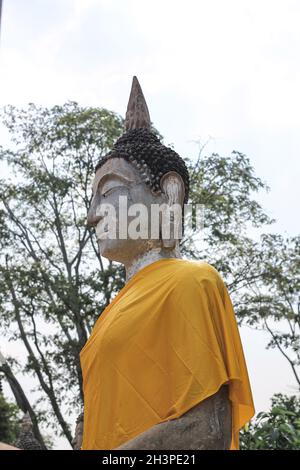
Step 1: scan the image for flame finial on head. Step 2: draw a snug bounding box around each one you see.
[124,76,151,131]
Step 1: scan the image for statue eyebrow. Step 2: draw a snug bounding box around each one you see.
[92,173,136,196]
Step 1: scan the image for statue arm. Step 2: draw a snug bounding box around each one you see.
[114,385,232,450]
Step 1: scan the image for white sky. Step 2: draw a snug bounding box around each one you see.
[0,0,300,449]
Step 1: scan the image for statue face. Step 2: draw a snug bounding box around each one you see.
[87,158,167,264]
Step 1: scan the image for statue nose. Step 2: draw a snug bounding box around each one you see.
[87,196,102,228]
[87,207,101,228]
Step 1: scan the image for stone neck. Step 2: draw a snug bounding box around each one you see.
[125,246,181,283]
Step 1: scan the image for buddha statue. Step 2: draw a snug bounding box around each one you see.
[14,413,43,451]
[75,77,254,450]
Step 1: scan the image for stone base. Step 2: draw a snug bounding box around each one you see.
[0,441,20,450]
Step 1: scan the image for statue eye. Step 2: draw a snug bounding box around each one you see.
[102,185,126,198]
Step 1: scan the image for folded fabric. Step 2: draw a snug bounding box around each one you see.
[80,258,255,450]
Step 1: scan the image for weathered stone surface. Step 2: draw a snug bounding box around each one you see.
[116,385,231,450]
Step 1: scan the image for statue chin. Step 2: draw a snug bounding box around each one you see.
[98,237,136,263]
[98,236,163,264]
[98,238,120,262]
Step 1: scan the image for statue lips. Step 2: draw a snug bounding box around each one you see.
[95,221,109,240]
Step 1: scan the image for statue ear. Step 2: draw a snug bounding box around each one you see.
[160,171,185,206]
[159,171,185,249]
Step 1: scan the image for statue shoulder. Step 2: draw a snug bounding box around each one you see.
[166,260,227,307]
[173,259,224,287]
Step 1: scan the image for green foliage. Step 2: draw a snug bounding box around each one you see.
[240,394,300,449]
[183,150,276,318]
[0,394,20,444]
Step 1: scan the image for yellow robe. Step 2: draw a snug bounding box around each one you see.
[80,259,254,450]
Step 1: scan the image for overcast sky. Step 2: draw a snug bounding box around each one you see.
[0,0,299,449]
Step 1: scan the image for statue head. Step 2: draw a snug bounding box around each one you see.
[20,412,33,432]
[87,77,189,266]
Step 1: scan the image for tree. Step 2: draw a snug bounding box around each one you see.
[0,356,47,448]
[235,234,300,389]
[240,393,300,449]
[182,148,274,289]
